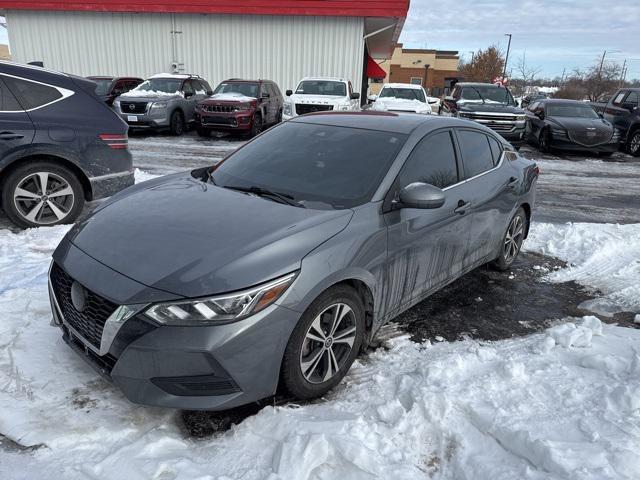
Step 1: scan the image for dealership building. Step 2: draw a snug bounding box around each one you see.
[2,1,407,97]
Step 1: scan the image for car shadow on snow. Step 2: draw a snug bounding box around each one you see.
[179,251,638,438]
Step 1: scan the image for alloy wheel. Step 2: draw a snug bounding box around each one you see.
[503,215,524,264]
[299,302,357,384]
[630,131,640,155]
[13,171,75,225]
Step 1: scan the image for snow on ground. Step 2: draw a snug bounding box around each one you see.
[1,194,639,479]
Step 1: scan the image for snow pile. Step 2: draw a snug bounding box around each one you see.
[209,92,256,102]
[120,89,182,98]
[525,222,640,314]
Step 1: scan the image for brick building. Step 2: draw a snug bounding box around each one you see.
[371,43,459,96]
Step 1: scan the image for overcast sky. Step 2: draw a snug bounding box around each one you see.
[400,0,640,79]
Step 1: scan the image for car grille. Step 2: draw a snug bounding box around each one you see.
[121,101,148,114]
[485,123,515,132]
[295,104,333,115]
[50,263,119,350]
[202,115,238,126]
[202,104,236,113]
[469,113,519,122]
[568,130,611,147]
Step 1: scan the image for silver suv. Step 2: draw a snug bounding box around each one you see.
[114,73,212,135]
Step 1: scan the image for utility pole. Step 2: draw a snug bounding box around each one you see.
[619,59,627,87]
[469,51,475,63]
[560,67,566,87]
[502,33,512,80]
[597,50,607,78]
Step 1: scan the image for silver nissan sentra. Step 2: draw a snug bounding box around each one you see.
[49,112,538,410]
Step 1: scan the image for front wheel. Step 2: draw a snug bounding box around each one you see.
[1,161,84,228]
[280,285,365,400]
[169,110,185,136]
[539,128,551,153]
[248,114,262,138]
[627,129,640,157]
[491,207,527,271]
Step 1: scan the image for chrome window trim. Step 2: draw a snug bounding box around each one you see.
[0,72,75,113]
[442,150,505,191]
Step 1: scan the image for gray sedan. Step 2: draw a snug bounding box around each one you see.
[48,112,538,410]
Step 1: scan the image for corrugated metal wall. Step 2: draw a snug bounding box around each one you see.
[6,10,365,93]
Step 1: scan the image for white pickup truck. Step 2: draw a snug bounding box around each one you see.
[283,77,360,119]
[369,83,436,115]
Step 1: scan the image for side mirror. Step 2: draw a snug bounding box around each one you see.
[444,95,454,102]
[367,94,378,102]
[206,90,213,96]
[184,91,194,98]
[261,92,270,98]
[535,111,545,120]
[398,182,445,209]
[286,89,293,97]
[350,92,360,100]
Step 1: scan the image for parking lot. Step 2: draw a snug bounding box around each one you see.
[1,131,639,479]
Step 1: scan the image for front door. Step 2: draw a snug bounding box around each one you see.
[383,129,474,315]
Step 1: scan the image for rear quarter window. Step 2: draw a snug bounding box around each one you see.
[457,130,495,178]
[2,75,63,110]
[0,79,23,111]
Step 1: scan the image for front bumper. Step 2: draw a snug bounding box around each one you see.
[500,127,527,147]
[549,136,621,153]
[49,247,301,410]
[117,111,171,129]
[195,111,254,132]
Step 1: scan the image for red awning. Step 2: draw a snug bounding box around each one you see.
[366,55,387,79]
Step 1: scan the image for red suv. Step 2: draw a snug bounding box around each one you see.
[195,79,283,137]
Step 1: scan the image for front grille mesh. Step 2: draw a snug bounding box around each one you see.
[50,263,118,349]
[121,101,148,114]
[202,104,236,113]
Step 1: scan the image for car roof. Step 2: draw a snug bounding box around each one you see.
[457,82,504,88]
[381,83,424,90]
[289,111,483,135]
[538,98,589,105]
[299,77,347,83]
[222,79,263,83]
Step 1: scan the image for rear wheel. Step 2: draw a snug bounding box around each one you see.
[627,129,640,157]
[281,285,365,400]
[169,110,185,136]
[1,161,84,228]
[491,207,527,271]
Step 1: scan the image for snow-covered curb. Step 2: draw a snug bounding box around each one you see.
[1,215,639,479]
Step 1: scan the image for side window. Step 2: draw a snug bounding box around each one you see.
[0,79,23,111]
[457,130,495,179]
[625,91,639,106]
[612,92,626,106]
[112,80,126,94]
[182,80,195,95]
[2,75,63,110]
[528,101,539,112]
[271,83,282,97]
[398,131,459,189]
[487,136,503,166]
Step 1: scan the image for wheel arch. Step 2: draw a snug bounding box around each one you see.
[0,153,93,205]
[520,202,532,238]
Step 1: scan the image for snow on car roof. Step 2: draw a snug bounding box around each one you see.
[148,73,192,79]
[299,77,347,83]
[382,83,425,89]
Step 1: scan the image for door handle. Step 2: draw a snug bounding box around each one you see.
[0,131,24,140]
[454,200,471,215]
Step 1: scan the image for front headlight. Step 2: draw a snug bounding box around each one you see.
[284,103,292,115]
[235,103,252,112]
[516,114,526,121]
[457,111,471,118]
[338,103,351,111]
[149,101,168,113]
[612,128,622,141]
[145,272,297,325]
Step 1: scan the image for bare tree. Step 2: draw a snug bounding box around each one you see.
[514,52,542,95]
[583,60,623,102]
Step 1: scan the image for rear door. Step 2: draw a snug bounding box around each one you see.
[181,80,198,121]
[384,129,474,313]
[0,76,35,159]
[454,128,519,266]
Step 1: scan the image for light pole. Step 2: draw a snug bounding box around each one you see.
[502,33,512,80]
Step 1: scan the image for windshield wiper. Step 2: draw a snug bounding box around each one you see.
[223,185,304,208]
[468,86,486,104]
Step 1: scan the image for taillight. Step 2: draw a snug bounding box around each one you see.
[534,165,540,176]
[99,134,128,150]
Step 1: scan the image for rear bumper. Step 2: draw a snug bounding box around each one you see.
[89,170,135,200]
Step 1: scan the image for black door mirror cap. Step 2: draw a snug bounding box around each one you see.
[184,91,194,98]
[350,92,360,100]
[536,111,545,119]
[286,89,293,96]
[399,182,446,209]
[206,90,214,96]
[262,92,270,98]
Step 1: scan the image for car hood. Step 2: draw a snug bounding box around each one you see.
[458,103,523,114]
[66,173,353,298]
[117,92,182,102]
[372,98,431,113]
[288,94,347,105]
[548,116,612,132]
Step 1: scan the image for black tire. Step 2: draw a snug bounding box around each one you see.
[491,207,528,271]
[539,128,551,153]
[281,285,365,400]
[248,114,262,138]
[627,129,640,157]
[196,126,210,137]
[1,161,84,229]
[169,110,185,136]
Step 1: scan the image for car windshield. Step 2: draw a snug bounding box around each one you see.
[546,104,599,118]
[209,122,406,209]
[135,78,183,94]
[460,86,515,105]
[90,78,113,95]
[213,82,259,98]
[295,81,346,96]
[379,87,426,102]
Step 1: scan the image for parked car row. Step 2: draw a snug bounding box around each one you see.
[592,88,640,156]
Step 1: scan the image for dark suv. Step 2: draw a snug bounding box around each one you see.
[195,79,283,137]
[0,61,133,228]
[87,76,143,106]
